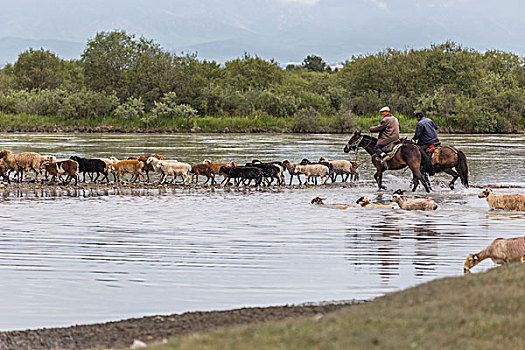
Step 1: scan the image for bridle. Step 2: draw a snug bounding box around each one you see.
[348,135,373,150]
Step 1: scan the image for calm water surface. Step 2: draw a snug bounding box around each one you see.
[0,133,524,330]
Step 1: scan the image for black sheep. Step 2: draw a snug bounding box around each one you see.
[69,156,109,182]
[219,166,264,186]
[245,160,283,185]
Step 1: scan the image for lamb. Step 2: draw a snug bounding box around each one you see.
[127,155,166,182]
[282,159,303,185]
[295,164,330,185]
[219,166,264,186]
[464,236,525,273]
[391,189,438,211]
[311,196,353,209]
[70,156,109,182]
[109,159,146,183]
[146,157,191,184]
[478,189,525,211]
[319,157,359,182]
[356,196,395,209]
[0,149,50,182]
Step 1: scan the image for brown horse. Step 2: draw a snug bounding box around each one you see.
[344,131,431,192]
[426,145,469,189]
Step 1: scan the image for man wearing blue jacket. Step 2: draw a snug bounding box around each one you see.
[412,111,440,153]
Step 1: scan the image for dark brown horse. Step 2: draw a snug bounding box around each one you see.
[344,131,431,192]
[426,145,469,189]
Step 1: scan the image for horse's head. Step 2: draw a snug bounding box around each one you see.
[344,131,362,153]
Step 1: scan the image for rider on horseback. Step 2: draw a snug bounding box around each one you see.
[412,111,440,155]
[369,106,400,160]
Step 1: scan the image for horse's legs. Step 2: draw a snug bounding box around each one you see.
[408,164,430,193]
[374,171,387,190]
[423,173,433,191]
[444,168,459,190]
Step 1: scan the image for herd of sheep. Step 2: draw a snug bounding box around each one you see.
[0,149,359,187]
[1,148,524,273]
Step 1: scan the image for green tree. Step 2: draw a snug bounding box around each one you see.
[303,55,327,72]
[13,48,65,90]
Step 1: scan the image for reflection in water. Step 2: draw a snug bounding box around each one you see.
[0,133,524,331]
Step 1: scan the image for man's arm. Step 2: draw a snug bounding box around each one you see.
[413,123,422,141]
[370,120,386,132]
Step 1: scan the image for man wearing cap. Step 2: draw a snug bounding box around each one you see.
[369,106,400,159]
[412,111,440,154]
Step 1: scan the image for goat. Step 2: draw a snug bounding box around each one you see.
[311,196,353,209]
[42,160,79,185]
[127,155,166,182]
[0,149,47,182]
[146,157,191,184]
[295,164,330,185]
[478,189,525,211]
[319,157,359,182]
[282,159,302,185]
[391,189,438,211]
[109,160,146,183]
[219,166,264,186]
[356,196,395,209]
[464,236,525,273]
[70,156,109,182]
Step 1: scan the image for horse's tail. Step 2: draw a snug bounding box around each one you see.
[419,148,435,176]
[457,150,469,188]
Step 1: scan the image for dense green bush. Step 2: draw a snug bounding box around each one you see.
[0,32,523,133]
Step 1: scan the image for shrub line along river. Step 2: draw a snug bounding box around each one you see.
[0,133,524,331]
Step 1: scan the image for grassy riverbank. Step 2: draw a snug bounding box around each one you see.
[0,112,507,134]
[150,263,524,350]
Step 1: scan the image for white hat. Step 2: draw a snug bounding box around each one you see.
[379,106,390,112]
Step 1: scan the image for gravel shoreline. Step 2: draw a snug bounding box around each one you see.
[0,301,362,350]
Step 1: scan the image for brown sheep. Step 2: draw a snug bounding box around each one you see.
[0,149,47,182]
[190,163,214,184]
[109,160,146,183]
[356,196,395,209]
[478,189,525,211]
[127,154,166,182]
[203,159,229,184]
[43,160,79,185]
[311,197,353,209]
[464,236,525,273]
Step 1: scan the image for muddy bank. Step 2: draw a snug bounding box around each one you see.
[0,301,361,350]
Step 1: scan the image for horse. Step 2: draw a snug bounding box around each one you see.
[344,130,432,192]
[425,145,469,189]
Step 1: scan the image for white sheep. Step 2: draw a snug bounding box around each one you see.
[464,236,525,272]
[319,157,359,182]
[147,157,190,184]
[391,190,438,211]
[295,164,330,185]
[478,189,525,211]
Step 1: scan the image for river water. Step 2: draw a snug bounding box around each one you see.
[0,133,524,331]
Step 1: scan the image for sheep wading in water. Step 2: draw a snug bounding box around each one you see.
[478,188,525,211]
[356,196,395,209]
[310,197,354,209]
[464,236,525,273]
[391,189,438,211]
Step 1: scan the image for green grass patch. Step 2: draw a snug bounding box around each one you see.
[147,263,525,350]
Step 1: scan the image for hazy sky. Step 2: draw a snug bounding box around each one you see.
[0,0,523,62]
